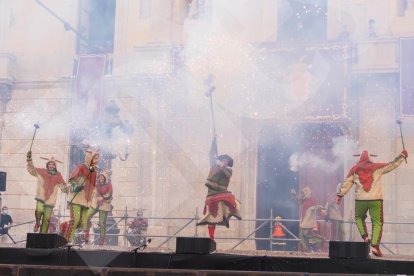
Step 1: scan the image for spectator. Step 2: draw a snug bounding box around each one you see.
[0,206,13,243]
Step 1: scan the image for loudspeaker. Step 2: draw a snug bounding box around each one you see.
[26,233,68,249]
[176,237,216,254]
[329,241,369,259]
[0,171,6,192]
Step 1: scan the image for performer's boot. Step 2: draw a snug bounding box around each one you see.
[99,237,105,246]
[33,223,40,232]
[208,225,216,240]
[34,211,42,232]
[84,228,90,244]
[371,245,382,257]
[362,235,371,244]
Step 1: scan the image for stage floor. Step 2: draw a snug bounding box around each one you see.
[1,243,414,275]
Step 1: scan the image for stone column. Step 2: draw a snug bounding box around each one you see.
[0,84,11,140]
[0,0,13,52]
[0,52,14,144]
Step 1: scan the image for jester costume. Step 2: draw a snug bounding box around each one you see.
[196,136,242,240]
[337,150,407,257]
[64,148,99,243]
[127,209,149,246]
[85,170,113,246]
[325,199,345,241]
[297,187,324,252]
[26,151,68,234]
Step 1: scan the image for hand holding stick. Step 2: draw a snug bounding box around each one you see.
[396,119,407,163]
[29,123,40,152]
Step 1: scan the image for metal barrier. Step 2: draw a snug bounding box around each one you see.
[3,208,414,256]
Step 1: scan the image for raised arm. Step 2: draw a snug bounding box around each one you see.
[26,151,38,177]
[209,135,218,167]
[381,150,407,175]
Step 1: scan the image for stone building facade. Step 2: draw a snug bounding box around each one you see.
[0,0,413,253]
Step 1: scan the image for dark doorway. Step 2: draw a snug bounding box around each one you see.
[256,124,300,250]
[255,123,344,250]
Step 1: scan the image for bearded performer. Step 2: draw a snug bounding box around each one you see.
[196,135,242,241]
[336,150,408,257]
[85,170,113,246]
[64,148,99,243]
[26,151,68,233]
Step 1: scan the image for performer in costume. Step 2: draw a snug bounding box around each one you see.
[336,150,407,257]
[127,209,149,246]
[324,190,345,241]
[85,170,113,246]
[292,187,325,252]
[26,151,68,233]
[196,135,242,241]
[64,148,99,243]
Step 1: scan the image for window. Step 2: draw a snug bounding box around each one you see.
[77,0,116,54]
[277,0,327,41]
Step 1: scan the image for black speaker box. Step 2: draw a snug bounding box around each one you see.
[26,233,68,249]
[176,237,216,254]
[0,171,6,192]
[329,241,369,259]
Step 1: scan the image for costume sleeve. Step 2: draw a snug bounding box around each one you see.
[220,166,232,178]
[26,160,38,177]
[337,175,354,197]
[381,154,405,175]
[57,174,68,192]
[59,182,69,192]
[103,185,113,200]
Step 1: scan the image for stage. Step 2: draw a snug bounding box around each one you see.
[0,244,414,275]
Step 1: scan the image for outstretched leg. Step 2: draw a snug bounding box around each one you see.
[85,207,98,242]
[208,224,216,240]
[369,200,384,257]
[98,210,108,246]
[39,205,53,234]
[34,200,44,232]
[65,204,82,242]
[355,200,370,241]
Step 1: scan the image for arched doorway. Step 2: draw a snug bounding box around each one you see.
[255,122,345,250]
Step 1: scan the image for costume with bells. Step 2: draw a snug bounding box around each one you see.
[64,148,99,243]
[196,136,242,240]
[336,150,407,257]
[85,170,113,246]
[26,151,68,233]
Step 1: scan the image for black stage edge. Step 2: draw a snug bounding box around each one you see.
[0,247,414,274]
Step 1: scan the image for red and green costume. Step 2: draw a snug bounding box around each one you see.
[64,149,99,243]
[297,187,324,252]
[197,137,242,240]
[337,150,406,256]
[85,170,113,246]
[27,156,68,234]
